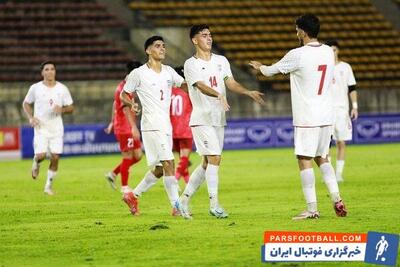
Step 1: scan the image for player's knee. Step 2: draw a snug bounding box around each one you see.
[50,154,60,162]
[35,153,46,161]
[207,155,221,166]
[153,166,164,178]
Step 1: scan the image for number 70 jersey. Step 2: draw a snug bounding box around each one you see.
[274,42,335,127]
[123,64,184,134]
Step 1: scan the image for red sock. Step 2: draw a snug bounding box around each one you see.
[120,157,140,186]
[178,156,189,173]
[112,164,121,175]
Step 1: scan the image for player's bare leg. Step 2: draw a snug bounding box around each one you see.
[32,153,45,179]
[315,156,347,217]
[44,153,59,195]
[335,141,346,182]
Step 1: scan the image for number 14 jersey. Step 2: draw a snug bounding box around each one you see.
[274,42,335,127]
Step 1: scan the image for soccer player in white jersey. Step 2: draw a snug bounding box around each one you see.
[121,36,187,216]
[179,25,265,219]
[250,14,347,220]
[22,61,74,195]
[325,40,358,182]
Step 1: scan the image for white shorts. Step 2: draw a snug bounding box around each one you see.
[33,134,63,155]
[333,110,352,141]
[142,131,174,167]
[294,126,333,158]
[191,126,224,156]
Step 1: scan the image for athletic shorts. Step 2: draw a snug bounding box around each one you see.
[33,134,63,155]
[332,110,352,141]
[142,131,174,167]
[191,125,224,156]
[172,138,193,152]
[294,125,333,158]
[115,134,141,152]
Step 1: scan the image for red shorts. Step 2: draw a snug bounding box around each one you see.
[172,138,193,152]
[116,134,141,152]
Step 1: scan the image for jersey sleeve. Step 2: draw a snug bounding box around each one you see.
[346,64,356,86]
[62,86,73,106]
[170,66,184,87]
[123,69,140,93]
[184,59,202,87]
[222,56,233,80]
[24,85,35,104]
[273,49,301,74]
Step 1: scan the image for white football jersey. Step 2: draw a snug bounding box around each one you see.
[274,42,335,127]
[123,64,184,134]
[331,61,356,110]
[184,54,233,126]
[24,81,73,137]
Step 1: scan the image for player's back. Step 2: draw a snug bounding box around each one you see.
[290,43,335,127]
[170,87,192,138]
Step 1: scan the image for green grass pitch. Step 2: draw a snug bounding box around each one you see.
[0,143,399,266]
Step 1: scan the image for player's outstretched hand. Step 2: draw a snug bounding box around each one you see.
[351,108,358,120]
[247,91,265,105]
[131,102,141,115]
[104,122,113,134]
[218,94,230,111]
[249,61,263,70]
[29,117,40,128]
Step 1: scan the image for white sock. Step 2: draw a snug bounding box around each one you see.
[181,165,206,205]
[300,168,317,212]
[336,160,345,175]
[320,163,341,202]
[206,164,219,209]
[121,186,131,194]
[45,170,56,188]
[163,175,179,207]
[132,171,158,197]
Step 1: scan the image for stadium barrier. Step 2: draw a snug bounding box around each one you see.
[12,113,400,159]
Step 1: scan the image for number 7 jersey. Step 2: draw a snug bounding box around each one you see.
[274,42,335,127]
[123,64,184,134]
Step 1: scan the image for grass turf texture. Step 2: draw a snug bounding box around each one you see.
[0,143,399,267]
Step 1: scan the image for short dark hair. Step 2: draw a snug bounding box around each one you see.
[295,14,320,38]
[40,60,56,71]
[325,39,340,48]
[174,66,184,79]
[144,36,164,51]
[126,61,142,73]
[189,24,210,39]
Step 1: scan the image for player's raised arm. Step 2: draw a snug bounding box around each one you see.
[224,77,265,105]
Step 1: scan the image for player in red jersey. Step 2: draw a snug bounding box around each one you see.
[104,61,143,215]
[170,66,193,184]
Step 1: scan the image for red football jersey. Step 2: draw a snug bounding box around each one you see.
[113,80,137,135]
[170,87,192,138]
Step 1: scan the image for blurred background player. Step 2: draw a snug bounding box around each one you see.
[121,36,187,216]
[179,25,265,219]
[104,61,143,210]
[325,39,358,182]
[170,66,193,184]
[22,61,74,195]
[250,14,347,220]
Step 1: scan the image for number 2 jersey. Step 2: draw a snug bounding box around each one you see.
[123,64,184,135]
[170,87,193,139]
[273,42,335,127]
[184,54,233,127]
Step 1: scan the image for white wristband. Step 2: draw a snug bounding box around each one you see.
[352,102,358,109]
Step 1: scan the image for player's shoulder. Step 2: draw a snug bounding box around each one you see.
[184,56,197,65]
[162,64,174,73]
[29,81,42,90]
[339,61,352,69]
[56,81,68,89]
[128,64,146,76]
[212,53,229,63]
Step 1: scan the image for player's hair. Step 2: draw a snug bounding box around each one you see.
[325,39,340,48]
[40,60,56,71]
[144,36,164,51]
[295,14,320,38]
[126,61,142,73]
[174,66,184,79]
[189,24,210,39]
